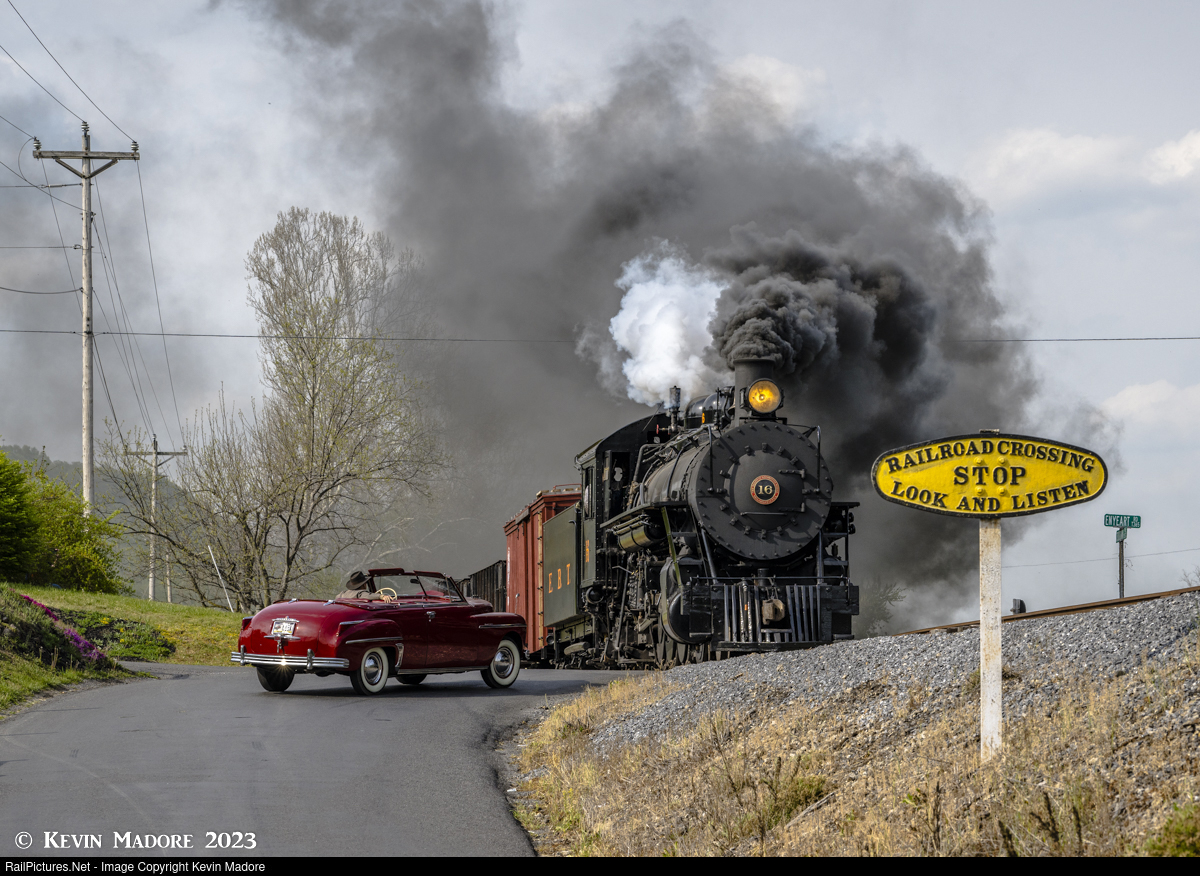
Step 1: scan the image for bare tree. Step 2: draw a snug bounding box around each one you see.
[103,209,442,609]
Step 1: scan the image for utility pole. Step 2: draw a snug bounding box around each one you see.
[127,435,187,601]
[33,122,140,514]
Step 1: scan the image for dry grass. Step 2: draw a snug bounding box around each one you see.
[514,632,1200,856]
[14,585,242,665]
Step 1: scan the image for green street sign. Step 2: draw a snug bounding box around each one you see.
[1104,514,1141,528]
[1116,527,1128,543]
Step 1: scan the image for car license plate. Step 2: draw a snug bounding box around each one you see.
[271,619,297,636]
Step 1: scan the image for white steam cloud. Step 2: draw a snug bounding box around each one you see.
[608,244,730,405]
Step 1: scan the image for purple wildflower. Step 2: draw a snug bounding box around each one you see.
[19,593,109,664]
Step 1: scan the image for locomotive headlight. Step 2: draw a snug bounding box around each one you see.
[746,379,783,414]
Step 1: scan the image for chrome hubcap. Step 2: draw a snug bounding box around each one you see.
[363,653,384,686]
[492,647,514,679]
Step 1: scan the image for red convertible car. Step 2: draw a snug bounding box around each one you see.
[231,568,527,695]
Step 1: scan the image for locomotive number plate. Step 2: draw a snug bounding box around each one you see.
[750,475,780,505]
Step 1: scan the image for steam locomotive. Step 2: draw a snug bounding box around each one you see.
[469,358,859,668]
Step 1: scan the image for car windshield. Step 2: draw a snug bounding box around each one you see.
[372,575,463,602]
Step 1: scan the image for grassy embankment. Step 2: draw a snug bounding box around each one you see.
[1,584,243,713]
[14,584,243,665]
[513,636,1200,856]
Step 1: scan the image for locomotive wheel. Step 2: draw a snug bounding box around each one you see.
[673,641,687,667]
[653,626,667,668]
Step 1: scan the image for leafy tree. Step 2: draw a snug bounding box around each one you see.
[0,448,38,581]
[25,468,128,594]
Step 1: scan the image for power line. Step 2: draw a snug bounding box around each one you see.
[1006,546,1200,569]
[0,109,32,137]
[134,163,183,439]
[91,221,154,434]
[0,284,78,294]
[0,154,80,208]
[0,328,575,342]
[6,0,132,139]
[92,205,172,442]
[0,38,83,122]
[959,336,1200,343]
[40,153,78,297]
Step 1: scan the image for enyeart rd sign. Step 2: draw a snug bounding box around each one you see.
[871,433,1108,518]
[1104,514,1141,528]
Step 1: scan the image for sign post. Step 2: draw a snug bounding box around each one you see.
[979,517,1002,759]
[873,432,1108,762]
[1105,515,1140,599]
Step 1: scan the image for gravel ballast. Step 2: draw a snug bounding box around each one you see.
[588,590,1200,750]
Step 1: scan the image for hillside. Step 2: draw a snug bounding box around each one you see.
[14,585,242,666]
[509,589,1200,856]
[0,586,129,713]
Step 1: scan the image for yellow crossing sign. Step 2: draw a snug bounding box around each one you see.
[871,433,1108,518]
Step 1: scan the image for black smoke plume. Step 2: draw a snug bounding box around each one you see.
[255,0,1110,626]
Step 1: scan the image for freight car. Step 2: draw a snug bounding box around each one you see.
[471,358,859,668]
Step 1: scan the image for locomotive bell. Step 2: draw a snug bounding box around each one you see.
[733,358,783,423]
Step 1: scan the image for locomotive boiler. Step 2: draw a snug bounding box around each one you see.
[472,358,859,668]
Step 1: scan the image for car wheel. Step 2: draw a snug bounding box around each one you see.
[398,674,426,686]
[481,639,521,689]
[256,666,294,692]
[349,647,389,695]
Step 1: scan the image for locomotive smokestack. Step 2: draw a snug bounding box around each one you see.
[668,385,682,432]
[733,357,780,424]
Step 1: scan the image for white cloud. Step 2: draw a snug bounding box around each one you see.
[1102,380,1200,437]
[1146,130,1200,183]
[965,127,1200,210]
[965,128,1135,207]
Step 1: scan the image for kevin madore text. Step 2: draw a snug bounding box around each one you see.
[33,831,256,852]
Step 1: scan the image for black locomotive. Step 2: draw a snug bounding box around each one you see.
[496,357,857,669]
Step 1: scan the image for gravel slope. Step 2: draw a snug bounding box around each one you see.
[590,590,1200,750]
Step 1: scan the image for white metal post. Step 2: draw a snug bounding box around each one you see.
[979,518,1003,761]
[1118,527,1126,598]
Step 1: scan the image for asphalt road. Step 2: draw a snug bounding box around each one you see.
[0,663,634,857]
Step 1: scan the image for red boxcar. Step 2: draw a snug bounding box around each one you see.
[503,484,580,661]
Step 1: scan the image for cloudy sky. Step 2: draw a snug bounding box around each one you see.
[2,0,1198,622]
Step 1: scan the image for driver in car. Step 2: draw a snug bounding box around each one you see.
[335,571,396,602]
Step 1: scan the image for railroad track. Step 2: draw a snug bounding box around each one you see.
[900,584,1200,637]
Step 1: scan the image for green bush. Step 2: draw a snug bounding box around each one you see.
[24,468,129,594]
[51,608,175,661]
[1148,803,1200,857]
[0,449,39,581]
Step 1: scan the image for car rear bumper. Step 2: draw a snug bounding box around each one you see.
[231,648,350,670]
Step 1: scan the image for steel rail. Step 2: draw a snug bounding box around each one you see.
[898,584,1200,637]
